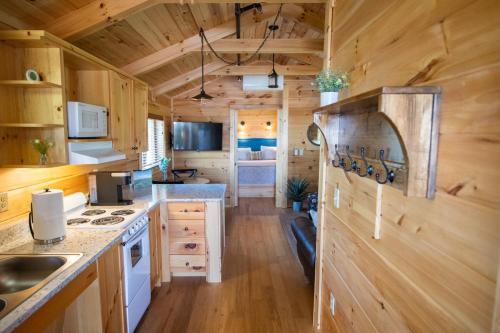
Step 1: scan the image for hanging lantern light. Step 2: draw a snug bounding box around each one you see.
[268,24,279,89]
[193,29,213,101]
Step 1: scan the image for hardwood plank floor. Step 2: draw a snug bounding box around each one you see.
[137,198,314,333]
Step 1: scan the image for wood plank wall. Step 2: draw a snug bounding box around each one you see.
[172,76,320,204]
[318,0,500,332]
[237,108,277,139]
[0,160,139,225]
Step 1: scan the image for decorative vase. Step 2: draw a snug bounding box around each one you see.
[292,201,302,213]
[39,153,48,165]
[320,91,339,106]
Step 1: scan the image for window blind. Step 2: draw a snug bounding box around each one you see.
[140,118,165,170]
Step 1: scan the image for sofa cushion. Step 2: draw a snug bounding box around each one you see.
[291,217,316,268]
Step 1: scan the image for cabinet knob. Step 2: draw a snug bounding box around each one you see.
[184,226,189,231]
[161,224,166,230]
[185,262,189,267]
[184,243,197,250]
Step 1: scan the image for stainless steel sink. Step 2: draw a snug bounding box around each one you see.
[0,254,82,320]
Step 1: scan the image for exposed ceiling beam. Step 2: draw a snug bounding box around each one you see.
[121,3,325,76]
[43,1,325,42]
[211,64,320,76]
[207,38,323,54]
[121,7,276,75]
[152,60,227,96]
[287,54,324,68]
[44,0,159,41]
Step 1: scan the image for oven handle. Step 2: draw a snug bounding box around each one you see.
[121,225,147,247]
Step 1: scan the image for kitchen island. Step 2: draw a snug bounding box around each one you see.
[0,184,225,333]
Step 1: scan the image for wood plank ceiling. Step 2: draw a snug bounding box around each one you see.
[0,1,325,98]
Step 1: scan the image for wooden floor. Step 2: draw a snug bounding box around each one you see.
[137,198,314,333]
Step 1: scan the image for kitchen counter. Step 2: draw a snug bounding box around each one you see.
[134,184,227,210]
[0,183,226,332]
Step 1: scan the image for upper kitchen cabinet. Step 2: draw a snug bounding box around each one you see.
[110,71,134,156]
[110,73,149,157]
[0,30,150,167]
[132,81,149,153]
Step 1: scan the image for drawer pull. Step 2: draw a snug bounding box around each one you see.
[192,266,203,271]
[194,209,201,212]
[182,209,188,213]
[185,262,189,267]
[184,243,197,250]
[162,224,166,230]
[184,226,189,231]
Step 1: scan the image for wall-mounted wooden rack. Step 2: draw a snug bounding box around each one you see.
[313,86,441,199]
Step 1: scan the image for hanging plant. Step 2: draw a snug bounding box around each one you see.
[315,69,349,93]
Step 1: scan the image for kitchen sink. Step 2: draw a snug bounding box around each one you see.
[0,254,82,320]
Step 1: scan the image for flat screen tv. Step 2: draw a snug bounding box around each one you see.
[172,122,223,151]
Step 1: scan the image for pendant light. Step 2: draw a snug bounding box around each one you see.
[193,29,213,101]
[268,24,279,89]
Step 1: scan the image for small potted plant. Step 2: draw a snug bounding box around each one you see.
[32,138,54,165]
[159,156,171,181]
[286,177,310,212]
[316,69,349,106]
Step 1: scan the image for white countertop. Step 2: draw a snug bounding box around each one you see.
[0,183,225,332]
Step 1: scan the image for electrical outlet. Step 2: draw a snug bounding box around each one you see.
[0,192,8,213]
[330,292,336,316]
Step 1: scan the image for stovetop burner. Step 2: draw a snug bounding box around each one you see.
[111,209,135,216]
[67,218,91,225]
[91,216,125,225]
[82,209,106,216]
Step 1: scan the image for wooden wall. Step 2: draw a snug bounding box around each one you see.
[237,108,277,139]
[0,160,138,225]
[317,0,500,332]
[173,76,320,204]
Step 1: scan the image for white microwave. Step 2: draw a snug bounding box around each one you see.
[67,101,108,138]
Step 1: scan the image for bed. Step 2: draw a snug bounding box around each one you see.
[237,139,277,198]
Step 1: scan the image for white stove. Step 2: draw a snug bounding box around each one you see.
[64,192,151,333]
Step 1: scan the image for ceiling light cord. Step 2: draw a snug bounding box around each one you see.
[199,4,283,66]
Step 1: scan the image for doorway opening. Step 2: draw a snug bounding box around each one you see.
[230,108,286,207]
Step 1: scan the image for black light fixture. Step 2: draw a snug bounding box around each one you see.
[268,24,279,89]
[266,121,272,129]
[193,28,213,101]
[240,121,246,127]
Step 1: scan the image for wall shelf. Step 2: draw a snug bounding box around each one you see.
[313,86,441,199]
[0,80,62,88]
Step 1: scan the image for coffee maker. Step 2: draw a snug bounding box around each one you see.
[88,171,134,206]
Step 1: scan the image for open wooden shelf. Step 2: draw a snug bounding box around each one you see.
[0,80,62,88]
[0,123,64,128]
[313,86,441,199]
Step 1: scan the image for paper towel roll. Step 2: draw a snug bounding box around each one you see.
[31,189,66,241]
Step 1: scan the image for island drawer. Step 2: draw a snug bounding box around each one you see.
[170,255,206,272]
[169,238,206,255]
[167,202,205,220]
[169,220,205,238]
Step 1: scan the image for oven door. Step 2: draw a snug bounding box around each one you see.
[122,225,151,305]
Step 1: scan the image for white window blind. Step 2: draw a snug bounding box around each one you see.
[141,118,165,170]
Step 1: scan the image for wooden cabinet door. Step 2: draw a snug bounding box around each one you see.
[149,204,162,289]
[132,81,148,153]
[110,71,133,155]
[97,242,125,333]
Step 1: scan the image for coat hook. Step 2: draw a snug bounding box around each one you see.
[375,149,395,184]
[343,145,356,172]
[357,147,374,177]
[332,144,341,167]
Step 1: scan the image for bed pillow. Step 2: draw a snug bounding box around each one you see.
[237,147,251,160]
[250,151,262,160]
[261,145,277,151]
[261,149,276,160]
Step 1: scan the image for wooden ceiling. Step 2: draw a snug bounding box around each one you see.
[0,1,325,98]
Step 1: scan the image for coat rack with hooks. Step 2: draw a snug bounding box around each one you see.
[313,86,441,199]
